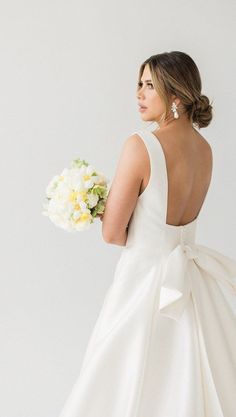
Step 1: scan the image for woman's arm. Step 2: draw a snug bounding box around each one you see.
[101,134,145,246]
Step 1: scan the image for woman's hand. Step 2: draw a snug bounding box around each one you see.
[96,213,104,222]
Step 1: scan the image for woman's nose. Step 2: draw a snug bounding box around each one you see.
[137,89,144,99]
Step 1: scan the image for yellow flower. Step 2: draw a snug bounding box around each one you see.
[75,212,90,223]
[79,190,87,201]
[68,191,79,202]
[83,174,91,181]
[74,203,81,210]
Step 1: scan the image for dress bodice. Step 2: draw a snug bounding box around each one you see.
[124,129,198,255]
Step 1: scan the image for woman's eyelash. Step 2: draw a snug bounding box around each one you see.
[138,82,153,88]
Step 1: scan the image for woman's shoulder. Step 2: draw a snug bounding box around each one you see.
[193,130,213,165]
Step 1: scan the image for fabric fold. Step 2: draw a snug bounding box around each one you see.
[158,243,236,322]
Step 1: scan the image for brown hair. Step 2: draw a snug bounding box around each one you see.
[137,51,213,129]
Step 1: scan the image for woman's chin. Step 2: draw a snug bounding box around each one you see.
[140,114,151,121]
[139,111,148,118]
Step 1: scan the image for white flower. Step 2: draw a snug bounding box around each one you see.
[86,192,99,208]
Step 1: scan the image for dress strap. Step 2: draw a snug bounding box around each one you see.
[131,129,168,221]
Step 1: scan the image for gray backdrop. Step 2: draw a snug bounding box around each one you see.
[0,1,236,416]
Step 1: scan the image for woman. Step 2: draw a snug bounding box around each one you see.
[59,51,236,417]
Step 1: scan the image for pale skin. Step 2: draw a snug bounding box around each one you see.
[99,64,213,246]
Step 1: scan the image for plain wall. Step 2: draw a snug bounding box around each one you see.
[0,1,236,416]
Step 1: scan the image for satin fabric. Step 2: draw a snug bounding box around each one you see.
[59,129,236,417]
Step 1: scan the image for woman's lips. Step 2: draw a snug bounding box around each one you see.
[139,106,147,112]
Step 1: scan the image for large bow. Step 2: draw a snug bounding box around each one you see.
[158,242,236,322]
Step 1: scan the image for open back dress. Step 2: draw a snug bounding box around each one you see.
[59,129,236,417]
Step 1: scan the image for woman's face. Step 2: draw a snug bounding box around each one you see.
[137,64,173,124]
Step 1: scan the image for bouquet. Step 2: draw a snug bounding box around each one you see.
[42,158,109,232]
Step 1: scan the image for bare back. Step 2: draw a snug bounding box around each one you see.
[139,128,213,226]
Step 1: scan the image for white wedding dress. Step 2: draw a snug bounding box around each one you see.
[59,129,236,417]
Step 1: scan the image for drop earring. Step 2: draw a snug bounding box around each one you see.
[171,102,179,119]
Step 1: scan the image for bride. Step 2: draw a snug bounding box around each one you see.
[60,51,236,417]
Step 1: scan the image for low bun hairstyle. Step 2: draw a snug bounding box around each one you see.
[190,94,213,128]
[137,51,213,129]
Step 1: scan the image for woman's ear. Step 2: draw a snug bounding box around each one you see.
[171,94,181,107]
